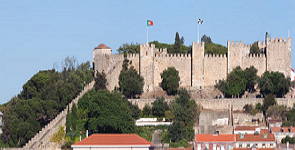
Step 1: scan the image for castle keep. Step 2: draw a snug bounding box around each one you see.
[93,37,292,92]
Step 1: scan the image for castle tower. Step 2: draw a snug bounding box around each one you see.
[227,41,250,73]
[93,44,112,74]
[139,43,155,92]
[266,38,292,77]
[192,42,205,88]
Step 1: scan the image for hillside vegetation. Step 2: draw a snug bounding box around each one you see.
[118,33,227,54]
[0,57,93,147]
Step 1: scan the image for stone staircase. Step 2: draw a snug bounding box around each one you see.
[19,81,95,150]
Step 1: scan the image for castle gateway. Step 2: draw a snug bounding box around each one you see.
[93,38,291,92]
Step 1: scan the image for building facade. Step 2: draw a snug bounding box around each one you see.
[93,38,292,93]
[194,134,236,150]
[270,127,295,143]
[235,133,276,149]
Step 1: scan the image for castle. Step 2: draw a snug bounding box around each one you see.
[93,37,292,93]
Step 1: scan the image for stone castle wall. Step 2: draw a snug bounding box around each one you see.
[242,54,266,76]
[203,54,227,86]
[128,98,295,111]
[228,41,251,73]
[19,81,95,150]
[154,54,192,88]
[266,38,291,77]
[93,37,292,92]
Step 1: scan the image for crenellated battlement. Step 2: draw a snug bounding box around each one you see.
[154,53,191,58]
[140,43,156,49]
[110,54,124,60]
[228,41,251,49]
[267,37,291,43]
[154,48,168,54]
[246,53,266,58]
[127,53,139,59]
[93,36,291,92]
[204,53,227,58]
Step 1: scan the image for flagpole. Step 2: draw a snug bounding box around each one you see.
[146,26,149,44]
[197,22,200,43]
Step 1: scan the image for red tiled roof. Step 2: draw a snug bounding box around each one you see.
[260,129,270,134]
[271,127,295,133]
[196,134,236,142]
[95,44,111,49]
[271,127,281,132]
[235,126,257,131]
[72,134,151,146]
[236,133,275,142]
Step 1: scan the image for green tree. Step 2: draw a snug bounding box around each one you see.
[117,43,140,53]
[119,57,144,98]
[128,102,141,119]
[216,67,247,98]
[168,89,199,142]
[20,70,59,100]
[2,98,59,146]
[262,94,277,113]
[243,104,254,114]
[216,66,258,98]
[78,90,135,133]
[266,105,287,120]
[283,105,295,126]
[1,58,93,147]
[149,41,191,54]
[244,66,258,92]
[66,104,79,140]
[281,136,295,144]
[250,41,261,54]
[174,32,182,51]
[141,105,152,117]
[201,35,212,44]
[201,35,227,55]
[151,97,169,118]
[255,103,262,111]
[160,67,180,95]
[258,71,291,97]
[94,71,107,90]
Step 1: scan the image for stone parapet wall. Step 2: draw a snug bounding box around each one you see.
[20,81,94,150]
[94,37,291,93]
[129,98,295,111]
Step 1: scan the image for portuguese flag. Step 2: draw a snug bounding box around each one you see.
[147,20,154,26]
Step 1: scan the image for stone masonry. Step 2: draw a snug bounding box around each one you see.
[6,81,95,150]
[93,37,292,92]
[128,98,295,111]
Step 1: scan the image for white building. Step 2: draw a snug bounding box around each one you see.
[135,118,171,126]
[235,133,276,149]
[71,134,151,150]
[234,126,262,135]
[271,127,295,143]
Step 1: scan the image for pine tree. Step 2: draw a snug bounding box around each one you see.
[174,32,181,52]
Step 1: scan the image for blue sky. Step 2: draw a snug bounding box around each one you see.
[0,0,294,103]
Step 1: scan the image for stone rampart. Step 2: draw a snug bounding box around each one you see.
[94,37,292,93]
[242,54,266,75]
[129,98,295,111]
[203,54,228,87]
[19,81,95,150]
[154,55,192,88]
